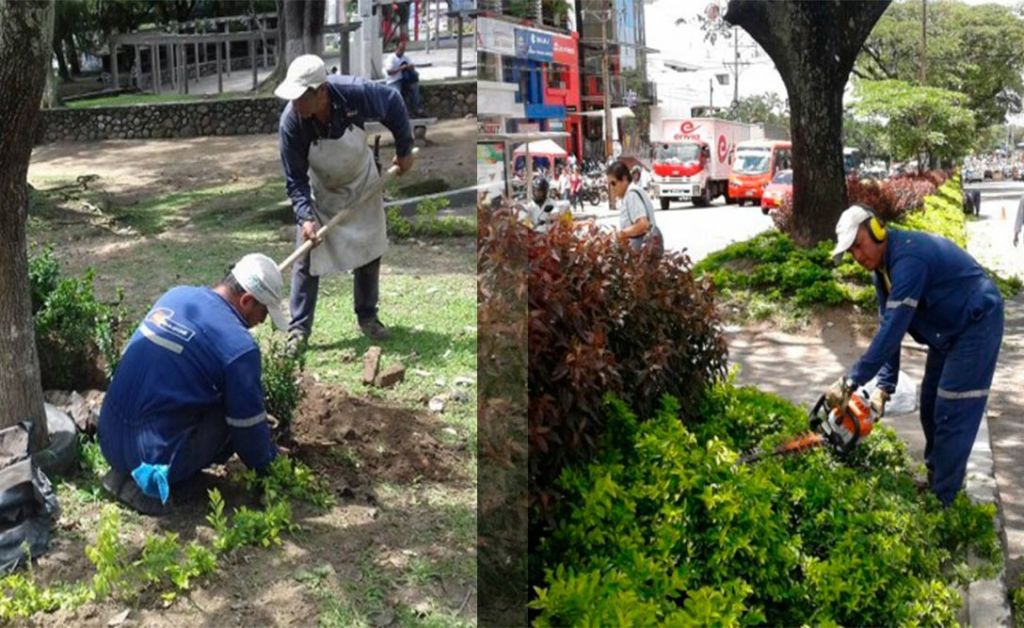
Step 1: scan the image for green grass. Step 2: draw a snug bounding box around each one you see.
[64,91,247,109]
[27,168,477,625]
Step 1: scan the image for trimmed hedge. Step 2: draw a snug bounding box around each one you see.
[526,216,727,537]
[532,384,1001,626]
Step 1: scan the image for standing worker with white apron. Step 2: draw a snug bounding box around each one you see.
[275,55,415,347]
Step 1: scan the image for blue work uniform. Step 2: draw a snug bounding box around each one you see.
[279,75,413,337]
[98,286,277,499]
[848,229,1004,505]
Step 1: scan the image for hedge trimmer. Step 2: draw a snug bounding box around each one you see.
[740,386,880,464]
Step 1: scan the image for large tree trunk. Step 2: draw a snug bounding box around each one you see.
[260,0,325,92]
[0,0,54,453]
[726,0,890,246]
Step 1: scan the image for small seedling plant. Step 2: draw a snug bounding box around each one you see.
[0,456,332,621]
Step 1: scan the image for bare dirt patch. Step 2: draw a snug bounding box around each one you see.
[290,382,470,488]
[21,381,474,626]
[29,118,475,205]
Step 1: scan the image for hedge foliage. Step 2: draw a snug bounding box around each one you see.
[702,175,1020,317]
[532,383,1001,626]
[527,218,727,529]
[29,246,126,390]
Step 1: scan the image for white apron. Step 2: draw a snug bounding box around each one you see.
[306,122,387,277]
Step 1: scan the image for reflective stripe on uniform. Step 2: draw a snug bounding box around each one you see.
[937,388,990,400]
[140,324,184,354]
[226,412,266,428]
[886,297,919,309]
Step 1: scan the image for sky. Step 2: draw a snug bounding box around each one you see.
[645,0,1024,125]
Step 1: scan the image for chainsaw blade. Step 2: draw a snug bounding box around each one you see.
[738,432,825,464]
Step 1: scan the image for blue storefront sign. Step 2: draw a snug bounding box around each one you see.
[514,27,553,63]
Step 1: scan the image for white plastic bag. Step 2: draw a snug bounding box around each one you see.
[864,369,918,416]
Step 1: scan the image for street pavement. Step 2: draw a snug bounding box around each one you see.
[964,181,1024,592]
[577,195,775,263]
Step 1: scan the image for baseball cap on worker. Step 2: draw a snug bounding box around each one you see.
[830,204,875,262]
[274,54,327,100]
[230,253,289,331]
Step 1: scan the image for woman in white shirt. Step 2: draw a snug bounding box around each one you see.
[607,160,662,254]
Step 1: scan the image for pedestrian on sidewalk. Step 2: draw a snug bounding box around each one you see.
[829,204,1004,506]
[607,160,663,255]
[569,166,583,211]
[275,54,415,349]
[97,254,286,516]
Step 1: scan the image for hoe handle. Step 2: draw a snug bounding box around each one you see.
[277,148,418,273]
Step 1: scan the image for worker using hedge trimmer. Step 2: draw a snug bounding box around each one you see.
[824,204,1004,506]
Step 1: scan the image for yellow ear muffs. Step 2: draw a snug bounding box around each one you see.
[867,216,887,243]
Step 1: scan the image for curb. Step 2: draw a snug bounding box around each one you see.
[964,412,1011,626]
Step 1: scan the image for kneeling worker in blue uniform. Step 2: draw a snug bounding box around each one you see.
[98,253,287,515]
[829,205,1004,506]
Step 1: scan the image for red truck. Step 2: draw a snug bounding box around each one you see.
[651,118,755,210]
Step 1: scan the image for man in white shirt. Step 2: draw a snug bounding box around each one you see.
[384,37,425,116]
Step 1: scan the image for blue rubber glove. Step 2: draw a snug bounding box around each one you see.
[131,463,171,504]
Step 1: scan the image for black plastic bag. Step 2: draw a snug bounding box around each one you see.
[0,421,60,572]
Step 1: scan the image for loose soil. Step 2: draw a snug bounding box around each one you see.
[24,381,474,627]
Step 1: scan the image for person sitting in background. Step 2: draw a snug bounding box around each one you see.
[98,254,286,516]
[384,37,425,116]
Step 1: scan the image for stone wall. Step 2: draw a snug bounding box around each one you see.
[37,80,475,144]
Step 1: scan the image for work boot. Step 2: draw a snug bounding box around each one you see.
[285,330,307,358]
[101,469,173,517]
[358,317,391,341]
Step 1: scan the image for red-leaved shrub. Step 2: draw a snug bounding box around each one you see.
[527,217,728,523]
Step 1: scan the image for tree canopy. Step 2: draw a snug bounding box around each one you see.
[853,79,974,167]
[855,0,1024,129]
[719,92,790,130]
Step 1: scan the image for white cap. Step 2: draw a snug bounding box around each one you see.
[231,254,289,331]
[830,204,874,262]
[274,55,327,100]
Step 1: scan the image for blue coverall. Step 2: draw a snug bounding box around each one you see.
[98,286,278,499]
[848,229,1004,505]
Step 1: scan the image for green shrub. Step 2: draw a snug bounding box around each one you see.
[694,231,872,312]
[532,386,1000,626]
[261,337,306,433]
[526,217,727,541]
[29,248,126,389]
[387,197,475,239]
[697,176,1020,315]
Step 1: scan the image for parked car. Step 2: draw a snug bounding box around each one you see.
[760,169,793,215]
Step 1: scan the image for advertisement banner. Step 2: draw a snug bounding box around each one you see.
[552,34,576,65]
[476,17,516,56]
[514,27,553,63]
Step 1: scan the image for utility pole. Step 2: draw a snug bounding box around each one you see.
[601,4,615,210]
[709,77,713,108]
[920,0,927,85]
[733,27,739,104]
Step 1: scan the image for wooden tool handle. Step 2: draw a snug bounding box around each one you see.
[276,149,417,273]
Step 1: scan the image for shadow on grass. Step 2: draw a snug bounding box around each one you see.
[310,326,474,365]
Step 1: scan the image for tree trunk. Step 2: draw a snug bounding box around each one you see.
[52,36,68,80]
[726,0,891,246]
[260,0,325,92]
[65,33,80,75]
[0,0,54,453]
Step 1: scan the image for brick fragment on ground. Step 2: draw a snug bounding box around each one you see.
[362,346,382,385]
[374,363,406,389]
